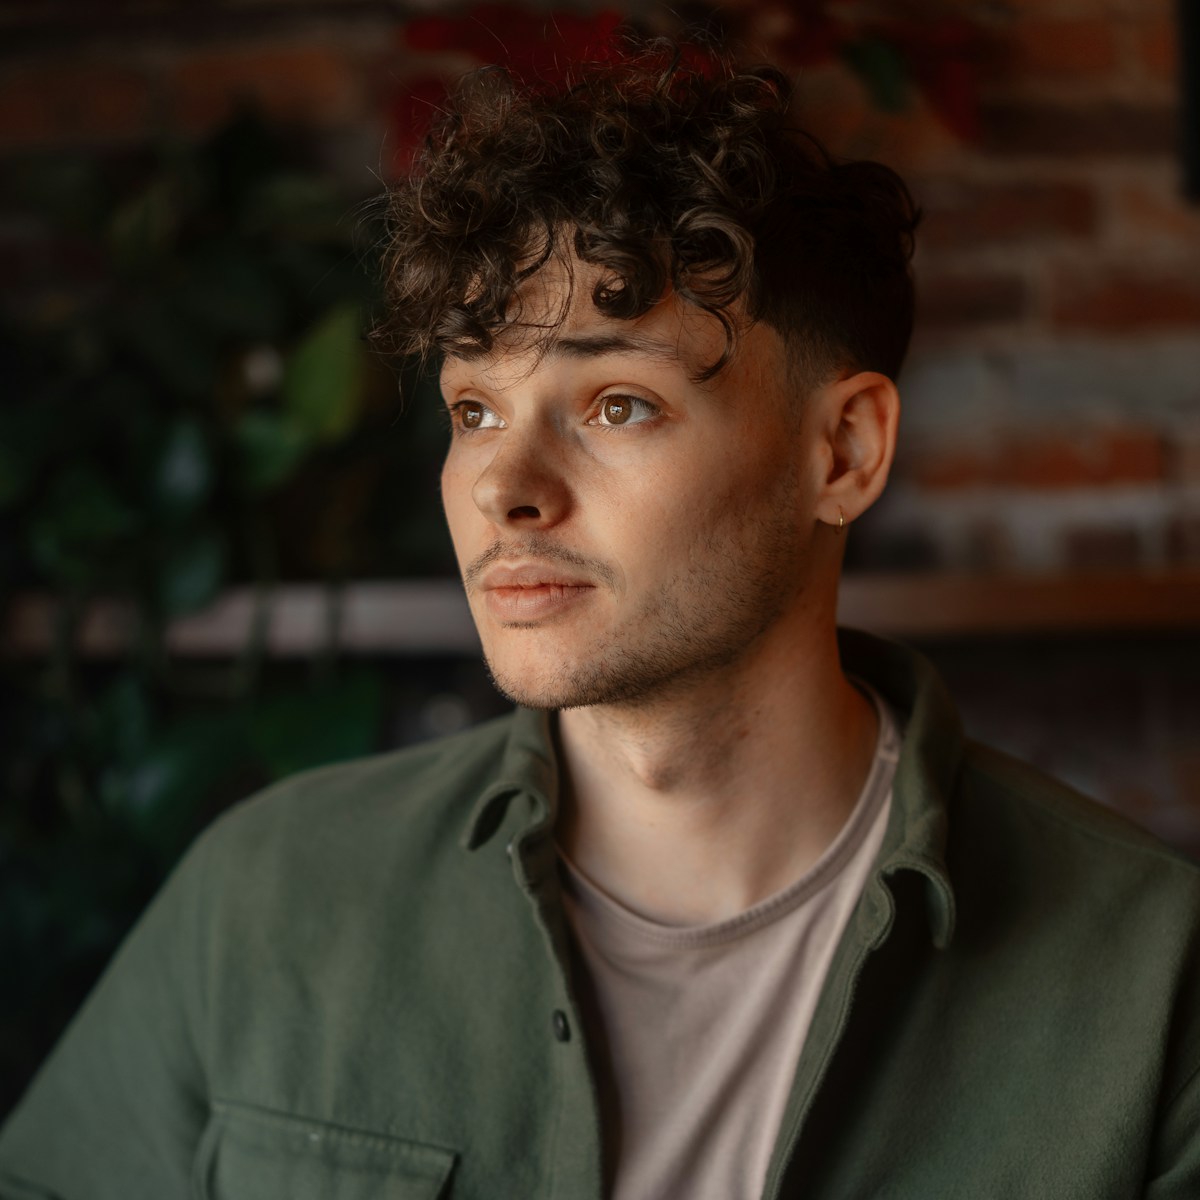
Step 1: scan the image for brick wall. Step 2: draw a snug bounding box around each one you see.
[0,4,398,175]
[788,0,1200,575]
[3,0,1195,575]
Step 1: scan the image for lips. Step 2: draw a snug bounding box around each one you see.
[478,562,596,621]
[480,563,594,591]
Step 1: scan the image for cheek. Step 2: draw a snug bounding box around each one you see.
[615,462,732,566]
[679,442,803,550]
[439,454,457,506]
[440,455,479,546]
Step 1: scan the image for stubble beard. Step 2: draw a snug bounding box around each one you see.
[481,481,808,713]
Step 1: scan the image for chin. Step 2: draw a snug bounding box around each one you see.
[484,656,601,712]
[481,642,710,713]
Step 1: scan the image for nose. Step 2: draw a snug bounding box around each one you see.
[471,425,572,530]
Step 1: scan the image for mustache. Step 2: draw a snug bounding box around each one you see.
[462,538,617,591]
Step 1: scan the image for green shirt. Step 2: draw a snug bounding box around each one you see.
[3,630,1200,1199]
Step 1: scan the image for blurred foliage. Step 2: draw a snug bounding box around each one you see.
[0,110,454,1110]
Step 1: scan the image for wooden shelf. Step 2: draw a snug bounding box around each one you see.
[837,569,1200,639]
[4,570,1200,659]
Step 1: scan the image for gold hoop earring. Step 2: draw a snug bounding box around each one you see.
[837,507,845,532]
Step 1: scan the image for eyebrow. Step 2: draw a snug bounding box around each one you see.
[439,331,695,379]
[544,332,685,364]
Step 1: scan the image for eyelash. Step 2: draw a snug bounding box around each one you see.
[445,394,662,434]
[588,394,661,430]
[447,400,504,433]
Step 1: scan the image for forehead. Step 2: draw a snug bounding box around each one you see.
[441,253,775,386]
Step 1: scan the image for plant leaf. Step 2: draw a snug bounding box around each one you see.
[249,668,384,780]
[28,468,139,585]
[100,712,247,867]
[156,526,227,616]
[841,36,912,114]
[232,409,311,493]
[108,175,182,269]
[152,418,213,521]
[281,305,364,445]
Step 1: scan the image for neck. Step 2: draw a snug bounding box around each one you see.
[556,613,879,926]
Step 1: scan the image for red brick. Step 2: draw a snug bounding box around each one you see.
[1140,19,1177,77]
[912,427,1165,491]
[1000,437,1088,488]
[1051,267,1200,332]
[1005,0,1173,12]
[1001,19,1118,78]
[169,45,364,133]
[980,101,1177,157]
[917,270,1029,328]
[911,448,992,491]
[998,429,1164,488]
[1101,430,1167,482]
[786,63,958,171]
[1166,515,1200,565]
[919,180,1098,249]
[1169,435,1200,485]
[1115,183,1200,245]
[0,61,150,147]
[1061,526,1144,570]
[1001,0,1135,9]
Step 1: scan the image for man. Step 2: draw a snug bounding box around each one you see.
[3,47,1200,1200]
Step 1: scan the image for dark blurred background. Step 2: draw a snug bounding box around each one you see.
[1,0,1198,1114]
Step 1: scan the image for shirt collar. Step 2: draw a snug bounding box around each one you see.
[839,628,961,948]
[461,629,961,948]
[461,705,559,852]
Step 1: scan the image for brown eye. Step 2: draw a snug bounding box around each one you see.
[589,394,658,429]
[602,397,631,425]
[461,403,483,429]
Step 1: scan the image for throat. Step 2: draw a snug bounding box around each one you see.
[555,671,881,925]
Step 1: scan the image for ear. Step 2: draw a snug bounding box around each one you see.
[812,371,899,529]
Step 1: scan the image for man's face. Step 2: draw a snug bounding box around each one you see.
[439,259,824,710]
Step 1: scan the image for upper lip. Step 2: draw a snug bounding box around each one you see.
[480,562,595,590]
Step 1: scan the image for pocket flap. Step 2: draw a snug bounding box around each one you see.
[194,1102,456,1200]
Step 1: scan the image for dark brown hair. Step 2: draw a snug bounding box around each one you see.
[376,43,920,388]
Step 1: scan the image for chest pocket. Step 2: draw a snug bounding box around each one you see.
[193,1102,457,1200]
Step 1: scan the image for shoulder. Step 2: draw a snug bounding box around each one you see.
[960,737,1197,868]
[949,741,1200,1096]
[954,737,1200,918]
[222,712,513,827]
[190,712,519,906]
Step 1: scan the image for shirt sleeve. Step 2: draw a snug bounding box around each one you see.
[0,829,213,1200]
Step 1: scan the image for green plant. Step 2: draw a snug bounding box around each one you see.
[0,109,450,1110]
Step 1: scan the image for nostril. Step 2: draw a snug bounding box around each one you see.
[508,505,541,519]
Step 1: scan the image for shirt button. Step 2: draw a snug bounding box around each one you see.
[552,1010,571,1043]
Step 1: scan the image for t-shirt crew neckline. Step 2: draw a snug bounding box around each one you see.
[556,679,901,951]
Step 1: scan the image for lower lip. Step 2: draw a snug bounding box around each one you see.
[483,584,595,621]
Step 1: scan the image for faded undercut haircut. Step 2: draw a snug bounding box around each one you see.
[375,40,920,390]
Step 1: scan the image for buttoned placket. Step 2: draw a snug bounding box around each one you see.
[505,796,606,1200]
[758,848,955,1197]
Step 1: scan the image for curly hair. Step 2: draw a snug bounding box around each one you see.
[376,43,920,388]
